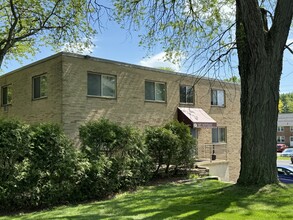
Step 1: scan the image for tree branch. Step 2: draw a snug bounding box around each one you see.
[269,0,293,54]
[236,0,266,53]
[285,45,293,54]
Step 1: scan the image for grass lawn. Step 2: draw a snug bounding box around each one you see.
[1,180,293,220]
[277,156,291,161]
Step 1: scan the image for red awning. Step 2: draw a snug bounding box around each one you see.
[178,107,217,128]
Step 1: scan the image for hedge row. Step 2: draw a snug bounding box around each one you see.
[0,118,196,212]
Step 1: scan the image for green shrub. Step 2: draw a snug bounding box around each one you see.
[145,121,196,175]
[28,123,79,207]
[79,119,152,198]
[0,121,82,211]
[145,127,179,174]
[164,121,196,170]
[0,119,32,210]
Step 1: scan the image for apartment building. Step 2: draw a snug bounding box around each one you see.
[277,113,293,147]
[0,52,241,181]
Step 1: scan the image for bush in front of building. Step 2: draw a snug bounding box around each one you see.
[28,124,80,207]
[0,119,32,211]
[0,121,81,211]
[145,127,179,174]
[164,121,196,172]
[0,118,195,212]
[79,118,152,199]
[145,121,196,175]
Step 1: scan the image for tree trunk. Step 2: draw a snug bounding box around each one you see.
[236,0,293,185]
[237,53,280,185]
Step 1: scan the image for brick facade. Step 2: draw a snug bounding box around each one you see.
[0,52,241,182]
[277,113,293,147]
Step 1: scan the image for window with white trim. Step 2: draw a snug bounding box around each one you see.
[290,126,293,132]
[277,136,285,143]
[180,85,194,104]
[33,74,47,100]
[87,72,116,98]
[145,81,166,102]
[1,85,12,106]
[211,89,225,107]
[212,127,226,143]
[277,126,284,132]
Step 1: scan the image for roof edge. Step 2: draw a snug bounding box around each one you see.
[1,52,241,87]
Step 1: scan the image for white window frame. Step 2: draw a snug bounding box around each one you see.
[32,74,47,100]
[212,127,227,143]
[87,72,116,98]
[180,85,194,104]
[145,80,166,102]
[211,89,225,107]
[277,126,284,132]
[290,126,293,132]
[277,136,285,143]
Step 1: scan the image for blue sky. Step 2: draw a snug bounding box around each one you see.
[1,5,293,94]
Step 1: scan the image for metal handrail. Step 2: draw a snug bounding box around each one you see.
[197,143,227,162]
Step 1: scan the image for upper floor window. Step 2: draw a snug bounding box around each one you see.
[87,72,116,98]
[277,136,285,143]
[33,74,47,100]
[145,81,166,102]
[290,126,293,132]
[1,85,12,106]
[211,89,225,107]
[180,85,194,104]
[212,127,226,143]
[277,126,284,132]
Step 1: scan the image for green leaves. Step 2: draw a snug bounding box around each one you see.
[0,120,80,211]
[279,92,293,113]
[0,0,109,67]
[145,120,196,175]
[114,0,236,71]
[79,118,152,195]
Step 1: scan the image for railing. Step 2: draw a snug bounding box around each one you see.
[197,143,227,162]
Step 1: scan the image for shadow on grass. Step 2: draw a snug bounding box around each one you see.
[2,181,291,220]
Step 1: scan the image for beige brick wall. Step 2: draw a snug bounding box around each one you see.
[61,54,241,181]
[0,55,63,124]
[0,53,241,182]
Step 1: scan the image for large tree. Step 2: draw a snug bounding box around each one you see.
[114,0,293,185]
[0,0,110,68]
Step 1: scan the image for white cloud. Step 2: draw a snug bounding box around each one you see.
[138,52,182,72]
[61,39,96,55]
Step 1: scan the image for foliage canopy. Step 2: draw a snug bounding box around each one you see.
[0,0,109,67]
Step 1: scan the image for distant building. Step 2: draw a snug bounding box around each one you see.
[277,113,293,147]
[0,52,241,181]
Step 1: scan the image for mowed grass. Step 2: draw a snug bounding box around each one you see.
[1,180,293,220]
[277,156,291,161]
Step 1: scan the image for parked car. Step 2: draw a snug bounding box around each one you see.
[277,165,293,184]
[277,144,288,152]
[280,148,293,157]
